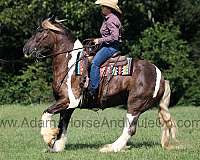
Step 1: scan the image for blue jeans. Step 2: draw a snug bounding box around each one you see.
[89,46,118,92]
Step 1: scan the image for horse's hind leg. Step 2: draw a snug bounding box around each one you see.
[159,80,177,149]
[100,111,140,152]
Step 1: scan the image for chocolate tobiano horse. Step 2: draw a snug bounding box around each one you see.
[23,17,177,152]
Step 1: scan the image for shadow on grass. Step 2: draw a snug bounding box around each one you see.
[128,141,160,149]
[65,143,103,150]
[65,141,160,150]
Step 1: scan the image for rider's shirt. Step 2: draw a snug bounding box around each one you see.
[98,13,122,44]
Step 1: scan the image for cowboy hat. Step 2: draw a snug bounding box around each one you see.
[95,0,122,14]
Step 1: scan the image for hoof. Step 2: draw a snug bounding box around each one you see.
[164,144,176,150]
[164,143,185,150]
[51,135,67,152]
[41,128,59,147]
[100,144,130,153]
[99,144,113,153]
[42,148,60,153]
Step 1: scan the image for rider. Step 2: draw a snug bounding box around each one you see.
[88,0,122,99]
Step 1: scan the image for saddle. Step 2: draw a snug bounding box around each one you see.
[75,51,132,77]
[79,40,133,109]
[77,50,133,109]
[81,39,130,70]
[101,51,128,67]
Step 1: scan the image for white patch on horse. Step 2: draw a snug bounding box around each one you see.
[100,113,136,152]
[153,65,161,98]
[67,39,83,109]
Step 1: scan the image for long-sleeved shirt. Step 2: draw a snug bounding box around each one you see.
[98,13,122,44]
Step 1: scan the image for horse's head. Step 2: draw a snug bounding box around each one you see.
[23,16,66,58]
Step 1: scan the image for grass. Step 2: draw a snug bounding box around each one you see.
[0,104,200,160]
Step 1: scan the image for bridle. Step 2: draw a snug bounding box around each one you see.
[32,26,100,60]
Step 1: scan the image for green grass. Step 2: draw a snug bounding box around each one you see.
[0,104,200,160]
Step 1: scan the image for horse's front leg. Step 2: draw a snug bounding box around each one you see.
[40,98,71,151]
[41,76,82,151]
[51,108,75,152]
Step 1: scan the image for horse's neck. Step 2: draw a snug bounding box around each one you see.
[52,39,83,85]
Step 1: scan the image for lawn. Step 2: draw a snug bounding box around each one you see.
[0,104,199,160]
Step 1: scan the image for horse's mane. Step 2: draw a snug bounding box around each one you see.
[56,23,76,42]
[42,19,76,42]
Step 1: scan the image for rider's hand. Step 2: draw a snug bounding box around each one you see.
[93,39,99,45]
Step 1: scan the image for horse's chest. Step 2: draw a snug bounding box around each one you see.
[66,74,82,109]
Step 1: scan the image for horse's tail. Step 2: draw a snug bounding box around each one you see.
[158,80,177,149]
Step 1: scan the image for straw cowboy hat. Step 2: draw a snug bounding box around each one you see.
[95,0,122,14]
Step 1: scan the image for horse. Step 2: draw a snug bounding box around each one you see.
[23,16,177,152]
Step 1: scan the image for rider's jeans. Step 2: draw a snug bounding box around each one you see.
[89,45,118,92]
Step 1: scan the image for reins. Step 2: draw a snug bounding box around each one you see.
[0,42,98,64]
[55,50,90,91]
[35,40,99,91]
[35,38,100,60]
[34,44,97,59]
[34,38,100,91]
[0,46,88,64]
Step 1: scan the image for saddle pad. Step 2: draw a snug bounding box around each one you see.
[75,54,132,76]
[100,58,132,76]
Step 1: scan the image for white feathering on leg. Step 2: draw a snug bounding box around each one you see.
[51,134,67,152]
[41,112,53,135]
[100,113,136,152]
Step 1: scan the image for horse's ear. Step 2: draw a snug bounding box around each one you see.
[55,14,69,23]
[48,14,56,22]
[55,19,67,23]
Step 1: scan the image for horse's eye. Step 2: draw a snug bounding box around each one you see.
[36,27,44,32]
[35,33,42,43]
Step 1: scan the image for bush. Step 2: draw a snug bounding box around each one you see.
[180,81,200,106]
[0,62,53,105]
[1,0,199,106]
[131,22,197,105]
[180,61,200,106]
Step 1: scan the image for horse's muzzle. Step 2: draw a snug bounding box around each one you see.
[23,47,37,58]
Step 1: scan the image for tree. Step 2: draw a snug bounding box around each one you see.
[131,22,197,105]
[0,0,199,105]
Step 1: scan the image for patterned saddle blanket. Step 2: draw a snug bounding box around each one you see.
[75,53,133,77]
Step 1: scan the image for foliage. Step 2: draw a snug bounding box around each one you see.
[0,0,65,47]
[0,0,199,105]
[0,63,52,105]
[131,23,197,105]
[181,81,200,106]
[62,0,101,39]
[180,64,200,106]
